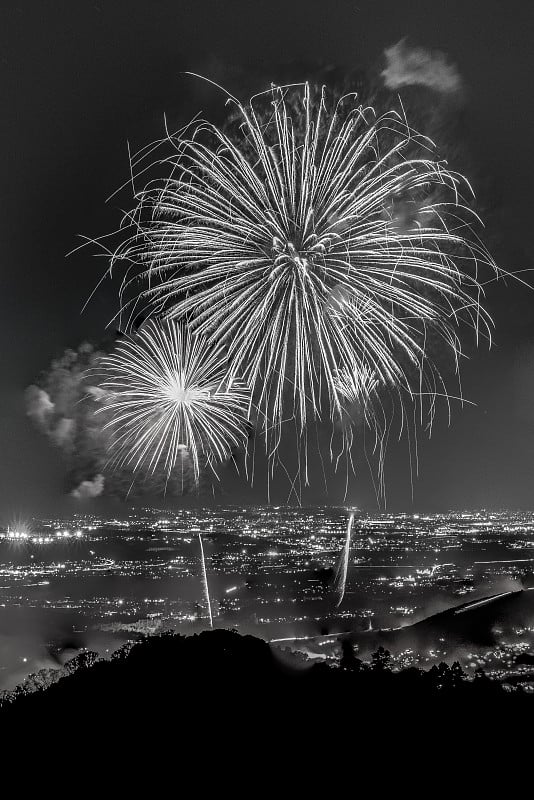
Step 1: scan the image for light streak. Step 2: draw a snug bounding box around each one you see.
[198,532,213,628]
[454,591,514,615]
[333,512,354,607]
[474,558,534,565]
[349,562,452,570]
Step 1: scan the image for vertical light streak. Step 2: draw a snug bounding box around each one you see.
[198,532,213,628]
[334,512,354,607]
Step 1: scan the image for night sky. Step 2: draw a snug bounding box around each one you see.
[1,0,534,516]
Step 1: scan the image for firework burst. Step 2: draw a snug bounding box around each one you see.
[106,82,500,486]
[96,319,250,488]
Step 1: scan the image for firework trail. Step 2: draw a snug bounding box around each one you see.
[332,364,388,498]
[198,532,213,628]
[96,319,250,487]
[333,512,354,607]
[105,81,500,488]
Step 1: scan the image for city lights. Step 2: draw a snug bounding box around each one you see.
[2,507,534,692]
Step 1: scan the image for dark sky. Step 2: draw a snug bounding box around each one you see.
[1,0,534,516]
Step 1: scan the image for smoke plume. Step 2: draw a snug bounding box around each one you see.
[71,473,105,499]
[382,39,462,94]
[25,339,222,499]
[25,385,55,428]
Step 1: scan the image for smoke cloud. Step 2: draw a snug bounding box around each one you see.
[25,385,55,428]
[382,39,462,94]
[25,342,109,493]
[51,416,76,449]
[25,339,223,499]
[71,473,105,499]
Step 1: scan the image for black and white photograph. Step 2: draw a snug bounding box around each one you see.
[1,0,533,764]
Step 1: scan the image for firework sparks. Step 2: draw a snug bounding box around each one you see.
[96,319,250,487]
[333,512,354,607]
[106,82,500,484]
[333,363,387,494]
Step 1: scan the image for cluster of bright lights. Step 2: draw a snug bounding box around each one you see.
[1,531,30,541]
[55,529,83,538]
[0,528,83,544]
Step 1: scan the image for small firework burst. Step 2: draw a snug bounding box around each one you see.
[96,319,251,487]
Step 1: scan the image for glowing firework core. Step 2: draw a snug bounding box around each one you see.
[165,373,211,406]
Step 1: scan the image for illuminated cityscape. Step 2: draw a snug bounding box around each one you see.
[3,506,534,692]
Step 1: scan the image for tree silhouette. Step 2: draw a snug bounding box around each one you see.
[340,638,365,672]
[371,646,393,672]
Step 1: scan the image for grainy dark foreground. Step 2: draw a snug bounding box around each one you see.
[2,629,529,730]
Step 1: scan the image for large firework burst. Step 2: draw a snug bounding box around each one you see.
[108,82,499,483]
[96,319,250,487]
